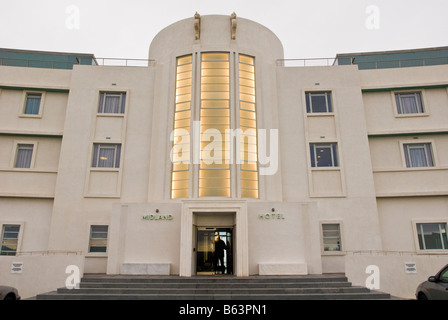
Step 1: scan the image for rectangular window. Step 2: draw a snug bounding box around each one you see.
[1,225,20,256]
[310,143,338,167]
[15,144,34,168]
[395,92,424,114]
[322,224,342,252]
[92,143,121,168]
[98,92,126,114]
[403,143,434,168]
[89,225,109,253]
[306,92,333,113]
[24,93,42,115]
[417,223,448,250]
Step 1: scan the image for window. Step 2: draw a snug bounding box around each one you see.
[403,143,434,168]
[310,143,339,167]
[1,225,20,256]
[88,225,109,253]
[417,223,448,250]
[306,92,333,113]
[92,144,121,168]
[24,93,42,115]
[98,92,126,114]
[14,144,34,168]
[395,92,424,114]
[322,224,342,252]
[171,55,192,199]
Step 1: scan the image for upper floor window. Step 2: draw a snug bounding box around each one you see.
[310,143,339,167]
[395,92,424,114]
[403,143,434,168]
[14,143,34,168]
[24,92,42,115]
[91,143,121,168]
[306,92,333,113]
[98,92,126,114]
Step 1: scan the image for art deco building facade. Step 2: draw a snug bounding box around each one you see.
[0,14,447,299]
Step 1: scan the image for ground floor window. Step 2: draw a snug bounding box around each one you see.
[88,225,109,253]
[417,223,448,250]
[322,223,342,252]
[0,224,20,256]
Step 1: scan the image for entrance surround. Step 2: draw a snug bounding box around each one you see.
[180,200,249,277]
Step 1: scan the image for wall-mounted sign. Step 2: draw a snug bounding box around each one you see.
[142,214,173,221]
[404,262,417,274]
[11,262,23,274]
[258,213,285,220]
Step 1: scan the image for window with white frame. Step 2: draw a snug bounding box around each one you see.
[322,223,342,252]
[417,223,448,250]
[91,143,121,168]
[98,92,126,114]
[24,92,42,115]
[310,143,339,167]
[403,143,434,168]
[305,92,333,113]
[0,224,20,256]
[88,225,109,253]
[14,144,34,168]
[395,92,424,114]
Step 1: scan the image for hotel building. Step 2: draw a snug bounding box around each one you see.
[0,14,447,299]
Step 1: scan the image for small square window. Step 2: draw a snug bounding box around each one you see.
[322,224,342,251]
[15,144,34,168]
[395,92,424,114]
[403,143,434,168]
[98,92,126,114]
[417,223,448,250]
[89,225,109,253]
[1,225,20,256]
[310,143,338,167]
[306,92,333,113]
[24,93,42,115]
[92,143,121,168]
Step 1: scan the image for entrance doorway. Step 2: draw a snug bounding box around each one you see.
[196,227,233,275]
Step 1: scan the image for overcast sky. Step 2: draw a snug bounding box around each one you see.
[1,0,447,60]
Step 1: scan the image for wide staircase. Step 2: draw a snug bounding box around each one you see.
[36,273,391,300]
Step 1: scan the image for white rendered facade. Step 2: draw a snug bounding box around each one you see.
[0,15,448,299]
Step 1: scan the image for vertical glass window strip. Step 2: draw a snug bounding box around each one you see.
[322,224,342,251]
[24,93,42,115]
[417,223,448,250]
[403,143,434,168]
[0,225,20,256]
[89,225,109,253]
[171,55,192,199]
[15,144,34,168]
[239,55,259,198]
[199,53,231,197]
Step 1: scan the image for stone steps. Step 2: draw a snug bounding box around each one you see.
[36,273,391,300]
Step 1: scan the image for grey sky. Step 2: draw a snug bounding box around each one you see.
[1,0,447,59]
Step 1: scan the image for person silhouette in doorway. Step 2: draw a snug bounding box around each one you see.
[214,235,227,274]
